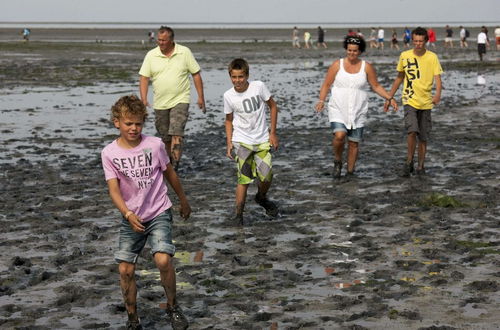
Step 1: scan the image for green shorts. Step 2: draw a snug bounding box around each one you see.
[154,103,189,143]
[233,141,273,185]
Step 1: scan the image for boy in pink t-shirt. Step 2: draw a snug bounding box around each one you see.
[101,95,190,330]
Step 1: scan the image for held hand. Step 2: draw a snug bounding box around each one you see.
[128,214,145,233]
[198,97,206,113]
[142,100,150,108]
[269,133,279,151]
[315,100,325,112]
[390,99,399,111]
[383,99,391,112]
[226,142,234,159]
[179,200,191,220]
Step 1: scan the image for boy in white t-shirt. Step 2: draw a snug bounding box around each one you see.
[101,95,190,330]
[224,58,279,225]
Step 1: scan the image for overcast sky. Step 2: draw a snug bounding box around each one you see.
[1,0,499,24]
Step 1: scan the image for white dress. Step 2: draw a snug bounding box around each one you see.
[328,59,368,129]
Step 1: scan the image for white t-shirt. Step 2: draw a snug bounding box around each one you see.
[224,80,271,145]
[377,29,384,39]
[477,32,488,44]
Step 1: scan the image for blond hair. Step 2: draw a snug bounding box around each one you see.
[110,95,148,122]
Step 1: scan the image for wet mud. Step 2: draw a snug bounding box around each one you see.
[0,38,499,329]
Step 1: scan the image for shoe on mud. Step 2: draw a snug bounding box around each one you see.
[126,319,143,330]
[166,304,189,330]
[333,160,342,179]
[255,194,279,217]
[233,213,244,226]
[400,161,414,177]
[416,167,426,176]
[345,171,355,181]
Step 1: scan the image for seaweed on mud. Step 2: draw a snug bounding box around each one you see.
[418,193,467,208]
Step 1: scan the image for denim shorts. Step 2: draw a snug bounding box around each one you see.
[331,122,364,142]
[114,208,175,264]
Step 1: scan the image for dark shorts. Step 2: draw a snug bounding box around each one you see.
[404,105,432,142]
[154,103,189,143]
[478,44,486,55]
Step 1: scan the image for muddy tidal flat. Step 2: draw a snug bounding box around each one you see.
[0,30,499,329]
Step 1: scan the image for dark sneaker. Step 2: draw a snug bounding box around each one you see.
[416,167,426,176]
[233,213,244,226]
[126,319,143,330]
[255,194,279,217]
[166,304,189,330]
[333,160,342,179]
[345,171,355,181]
[400,161,414,177]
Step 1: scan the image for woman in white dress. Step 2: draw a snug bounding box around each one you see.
[315,36,398,179]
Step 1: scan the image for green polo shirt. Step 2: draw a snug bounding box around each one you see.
[139,43,201,109]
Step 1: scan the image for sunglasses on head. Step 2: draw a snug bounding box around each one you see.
[347,37,360,44]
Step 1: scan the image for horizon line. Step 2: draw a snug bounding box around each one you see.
[1,20,499,25]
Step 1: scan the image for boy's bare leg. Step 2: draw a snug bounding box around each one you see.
[417,141,427,170]
[256,180,272,199]
[346,140,359,173]
[154,252,176,307]
[119,262,139,321]
[235,184,249,217]
[406,132,417,164]
[255,179,279,217]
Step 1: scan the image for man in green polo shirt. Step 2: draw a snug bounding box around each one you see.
[139,26,206,170]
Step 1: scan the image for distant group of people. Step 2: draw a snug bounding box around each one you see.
[296,25,498,62]
[292,26,327,49]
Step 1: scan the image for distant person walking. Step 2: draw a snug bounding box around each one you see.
[148,30,155,43]
[427,27,436,49]
[386,27,443,177]
[292,26,301,48]
[317,26,327,48]
[315,36,398,179]
[495,26,500,51]
[304,31,312,49]
[403,27,411,48]
[391,29,400,50]
[369,27,378,48]
[377,27,385,49]
[477,26,490,61]
[139,26,206,170]
[22,28,30,42]
[459,26,469,49]
[444,25,454,48]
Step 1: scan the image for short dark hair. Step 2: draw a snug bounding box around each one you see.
[158,26,174,38]
[111,95,148,122]
[228,58,249,76]
[343,35,366,53]
[412,27,429,41]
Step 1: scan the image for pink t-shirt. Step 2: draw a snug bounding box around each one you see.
[101,135,172,222]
